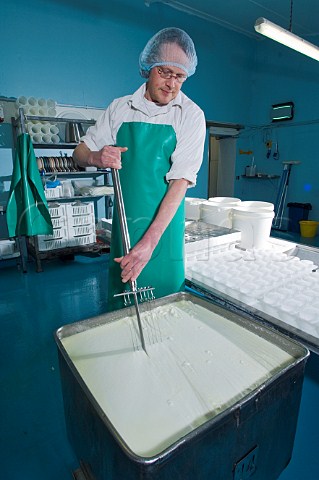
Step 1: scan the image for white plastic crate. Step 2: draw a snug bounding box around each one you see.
[37,237,69,251]
[48,203,67,218]
[68,233,96,247]
[0,239,15,256]
[67,213,95,228]
[68,224,96,238]
[66,201,94,217]
[51,216,67,229]
[38,227,68,242]
[45,186,63,199]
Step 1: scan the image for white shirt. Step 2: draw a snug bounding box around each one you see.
[82,84,206,186]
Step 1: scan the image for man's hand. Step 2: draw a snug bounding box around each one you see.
[114,236,155,283]
[89,145,128,169]
[73,143,127,169]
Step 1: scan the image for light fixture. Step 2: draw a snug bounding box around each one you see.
[254,17,319,62]
[271,102,294,122]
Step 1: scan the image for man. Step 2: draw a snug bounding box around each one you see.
[73,27,206,310]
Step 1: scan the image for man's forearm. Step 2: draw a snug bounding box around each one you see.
[143,178,189,249]
[73,143,92,167]
[116,178,189,282]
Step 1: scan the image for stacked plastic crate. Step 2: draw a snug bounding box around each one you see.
[66,202,96,247]
[33,201,96,251]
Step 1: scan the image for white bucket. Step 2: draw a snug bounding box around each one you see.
[232,207,275,249]
[240,201,274,211]
[201,197,241,228]
[185,198,205,221]
[208,196,241,205]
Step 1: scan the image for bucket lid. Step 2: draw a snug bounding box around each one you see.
[232,207,274,218]
[208,196,241,205]
[241,201,274,211]
[185,197,205,204]
[201,200,233,211]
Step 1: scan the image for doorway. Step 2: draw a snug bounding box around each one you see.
[208,124,241,198]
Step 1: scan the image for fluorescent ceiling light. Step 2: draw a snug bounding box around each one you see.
[254,17,319,61]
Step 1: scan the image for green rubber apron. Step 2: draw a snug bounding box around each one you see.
[108,121,185,311]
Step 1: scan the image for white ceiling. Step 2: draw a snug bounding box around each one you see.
[145,0,319,40]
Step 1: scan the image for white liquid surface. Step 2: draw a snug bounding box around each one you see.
[62,300,294,457]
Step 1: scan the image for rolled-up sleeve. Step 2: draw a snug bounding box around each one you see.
[81,104,115,151]
[166,104,206,187]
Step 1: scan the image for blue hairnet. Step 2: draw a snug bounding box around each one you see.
[139,27,197,78]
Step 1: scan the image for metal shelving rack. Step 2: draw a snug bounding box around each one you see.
[11,108,112,271]
[11,108,95,148]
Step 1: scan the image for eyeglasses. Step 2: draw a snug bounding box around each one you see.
[157,67,187,83]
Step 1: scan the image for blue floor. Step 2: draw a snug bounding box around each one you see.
[1,254,319,479]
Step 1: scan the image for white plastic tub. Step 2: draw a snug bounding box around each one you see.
[240,201,274,211]
[200,197,241,228]
[185,198,205,220]
[232,207,274,249]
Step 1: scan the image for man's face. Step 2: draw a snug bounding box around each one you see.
[145,65,186,105]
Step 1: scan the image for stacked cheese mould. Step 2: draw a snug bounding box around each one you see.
[29,201,96,251]
[185,197,275,250]
[15,96,59,144]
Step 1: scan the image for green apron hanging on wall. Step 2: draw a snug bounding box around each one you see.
[108,121,185,311]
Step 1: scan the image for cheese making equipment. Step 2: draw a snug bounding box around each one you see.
[55,292,308,480]
[111,167,155,354]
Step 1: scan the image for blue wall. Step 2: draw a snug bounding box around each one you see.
[234,37,319,225]
[0,0,255,201]
[4,0,318,221]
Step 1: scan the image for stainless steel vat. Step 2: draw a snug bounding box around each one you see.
[55,292,309,480]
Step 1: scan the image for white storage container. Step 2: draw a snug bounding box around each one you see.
[37,237,69,251]
[38,227,68,242]
[232,207,274,249]
[0,239,16,256]
[185,197,205,221]
[240,201,274,211]
[48,203,67,218]
[67,213,95,228]
[51,216,67,229]
[200,197,241,228]
[33,201,97,251]
[44,186,63,199]
[66,201,94,217]
[68,233,96,247]
[68,224,95,238]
